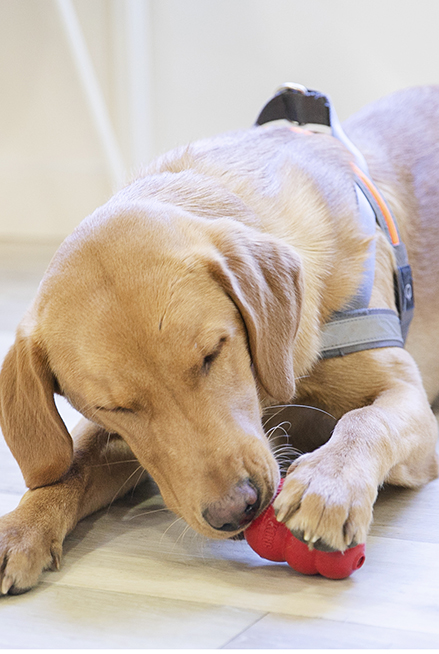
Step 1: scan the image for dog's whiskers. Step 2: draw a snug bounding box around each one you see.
[88,459,140,468]
[266,421,291,442]
[262,405,288,429]
[129,466,148,499]
[273,449,302,470]
[126,507,170,521]
[264,417,305,472]
[271,444,302,456]
[160,516,185,544]
[103,431,113,466]
[266,403,336,420]
[175,523,192,547]
[106,464,144,513]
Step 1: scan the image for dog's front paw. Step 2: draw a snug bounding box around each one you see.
[273,448,377,552]
[0,508,62,595]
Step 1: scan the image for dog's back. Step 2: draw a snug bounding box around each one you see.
[342,86,439,400]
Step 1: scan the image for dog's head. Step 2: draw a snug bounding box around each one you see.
[0,201,303,537]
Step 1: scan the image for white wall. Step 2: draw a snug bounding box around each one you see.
[0,0,438,241]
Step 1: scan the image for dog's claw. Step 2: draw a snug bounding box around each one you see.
[289,528,339,553]
[273,497,301,524]
[273,506,284,521]
[50,546,62,571]
[1,574,13,596]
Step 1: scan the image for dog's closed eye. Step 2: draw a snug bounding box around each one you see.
[95,406,135,414]
[201,337,228,375]
[202,351,220,374]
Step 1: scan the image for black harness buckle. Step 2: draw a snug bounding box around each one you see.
[395,263,414,342]
[256,83,331,128]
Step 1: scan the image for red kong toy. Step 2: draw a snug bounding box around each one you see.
[245,480,366,579]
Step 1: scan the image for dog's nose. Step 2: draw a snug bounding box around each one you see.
[202,480,260,532]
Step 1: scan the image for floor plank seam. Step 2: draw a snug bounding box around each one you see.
[210,612,270,649]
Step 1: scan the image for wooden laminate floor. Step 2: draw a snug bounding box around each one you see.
[0,240,438,650]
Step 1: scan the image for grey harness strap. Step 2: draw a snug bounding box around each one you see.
[320,309,404,358]
[255,83,414,358]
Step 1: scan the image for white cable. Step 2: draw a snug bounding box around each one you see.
[125,0,153,168]
[55,0,126,189]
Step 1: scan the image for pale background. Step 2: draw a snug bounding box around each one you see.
[0,0,438,242]
[1,2,439,647]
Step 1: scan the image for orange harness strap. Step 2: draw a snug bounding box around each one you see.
[255,84,414,353]
[351,163,400,246]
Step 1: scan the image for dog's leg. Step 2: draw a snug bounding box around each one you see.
[0,418,147,595]
[274,353,439,552]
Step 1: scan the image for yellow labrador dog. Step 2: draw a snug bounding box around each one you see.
[1,85,438,595]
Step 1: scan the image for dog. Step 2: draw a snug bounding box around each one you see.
[0,85,438,595]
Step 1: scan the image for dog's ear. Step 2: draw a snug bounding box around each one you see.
[206,219,303,402]
[0,326,73,490]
